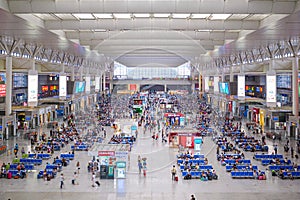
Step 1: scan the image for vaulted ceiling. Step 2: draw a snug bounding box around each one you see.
[0,0,299,73]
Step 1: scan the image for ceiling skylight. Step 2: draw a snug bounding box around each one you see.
[210,14,231,20]
[172,14,190,19]
[73,13,95,20]
[133,13,151,18]
[190,14,211,19]
[94,14,113,19]
[153,13,170,18]
[113,13,132,19]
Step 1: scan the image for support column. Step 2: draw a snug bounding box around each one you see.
[103,72,106,94]
[109,72,113,94]
[71,66,75,81]
[99,73,102,93]
[292,57,299,116]
[164,84,167,93]
[5,56,12,117]
[266,60,277,107]
[230,66,234,82]
[5,56,12,139]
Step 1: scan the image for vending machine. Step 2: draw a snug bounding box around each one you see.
[116,161,126,179]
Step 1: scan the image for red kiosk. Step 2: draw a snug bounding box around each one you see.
[168,130,201,148]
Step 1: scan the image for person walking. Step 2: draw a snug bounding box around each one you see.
[91,172,96,187]
[76,161,80,174]
[60,173,65,189]
[190,194,196,200]
[72,172,78,185]
[142,158,147,177]
[171,165,177,180]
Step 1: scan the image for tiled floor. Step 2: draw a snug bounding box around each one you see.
[0,116,300,200]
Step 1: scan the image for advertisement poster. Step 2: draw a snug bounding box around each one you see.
[95,76,100,92]
[204,76,209,92]
[85,76,91,93]
[238,75,245,97]
[266,75,276,103]
[28,74,38,102]
[214,76,219,93]
[0,73,6,97]
[59,75,67,97]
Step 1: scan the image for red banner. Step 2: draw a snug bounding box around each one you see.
[0,84,6,97]
[98,151,115,157]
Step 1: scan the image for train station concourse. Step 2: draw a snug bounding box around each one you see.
[0,0,300,200]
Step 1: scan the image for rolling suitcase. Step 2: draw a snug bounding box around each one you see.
[174,176,178,181]
[7,172,12,179]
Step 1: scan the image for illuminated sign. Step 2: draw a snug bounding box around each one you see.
[238,75,245,97]
[95,76,100,92]
[59,75,67,97]
[214,76,219,93]
[204,76,209,92]
[85,76,90,93]
[266,75,276,103]
[28,74,38,103]
[0,73,6,97]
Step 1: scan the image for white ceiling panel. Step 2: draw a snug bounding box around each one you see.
[127,0,152,13]
[224,0,248,13]
[152,1,176,13]
[103,0,128,13]
[116,19,134,30]
[169,19,188,30]
[199,0,224,13]
[79,0,104,13]
[79,20,97,30]
[248,1,273,14]
[175,0,200,13]
[31,0,56,13]
[7,0,31,13]
[55,0,80,13]
[54,14,76,20]
[272,1,296,14]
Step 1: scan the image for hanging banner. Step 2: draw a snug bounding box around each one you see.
[85,76,91,93]
[204,76,209,92]
[95,76,100,92]
[237,75,245,97]
[214,76,219,93]
[28,71,38,105]
[59,75,67,97]
[266,75,276,103]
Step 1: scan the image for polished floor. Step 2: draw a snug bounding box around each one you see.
[0,118,300,200]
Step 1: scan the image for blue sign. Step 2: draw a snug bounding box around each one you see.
[131,125,137,131]
[25,116,31,121]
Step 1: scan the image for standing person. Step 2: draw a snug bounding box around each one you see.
[191,194,196,200]
[76,161,80,174]
[291,147,294,158]
[91,172,96,187]
[138,155,142,174]
[72,172,78,185]
[60,173,65,189]
[274,145,278,155]
[142,158,147,177]
[171,165,177,180]
[14,143,19,156]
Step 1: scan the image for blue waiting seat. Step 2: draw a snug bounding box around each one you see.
[60,154,74,160]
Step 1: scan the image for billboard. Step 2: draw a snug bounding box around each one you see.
[59,75,67,97]
[214,76,219,93]
[85,76,90,93]
[28,74,38,103]
[266,75,276,103]
[0,73,6,97]
[237,75,245,97]
[95,76,100,92]
[204,76,209,92]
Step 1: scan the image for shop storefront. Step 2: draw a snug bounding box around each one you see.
[168,131,202,148]
[164,113,185,127]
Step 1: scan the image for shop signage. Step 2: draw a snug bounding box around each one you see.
[266,75,276,103]
[98,150,115,156]
[115,151,128,159]
[28,74,38,103]
[237,75,245,97]
[59,75,67,97]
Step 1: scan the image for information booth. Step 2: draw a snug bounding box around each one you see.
[88,144,130,180]
[164,112,185,127]
[168,129,201,148]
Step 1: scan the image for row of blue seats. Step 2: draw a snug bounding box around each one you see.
[221,154,241,158]
[177,159,206,165]
[71,145,88,151]
[9,164,34,170]
[223,159,251,165]
[226,165,258,172]
[54,159,69,166]
[37,169,56,179]
[180,165,213,171]
[282,171,300,179]
[19,158,42,165]
[262,159,291,166]
[8,170,26,177]
[28,153,51,159]
[231,171,254,178]
[254,154,283,160]
[60,154,74,160]
[46,164,62,171]
[244,145,268,152]
[182,170,212,178]
[177,154,205,159]
[269,165,300,171]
